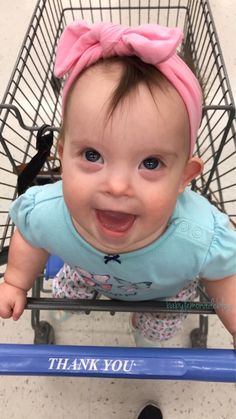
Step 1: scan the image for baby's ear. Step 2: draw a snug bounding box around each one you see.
[57,140,64,160]
[179,157,203,193]
[57,140,64,177]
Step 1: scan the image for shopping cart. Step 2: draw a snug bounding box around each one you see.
[0,0,235,382]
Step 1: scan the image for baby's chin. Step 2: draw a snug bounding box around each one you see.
[72,215,168,254]
[89,228,167,255]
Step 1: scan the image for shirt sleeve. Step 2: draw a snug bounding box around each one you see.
[200,207,236,279]
[9,185,43,247]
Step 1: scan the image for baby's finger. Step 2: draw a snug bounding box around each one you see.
[0,303,13,319]
[12,297,26,321]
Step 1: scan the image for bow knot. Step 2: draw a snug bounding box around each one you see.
[93,23,127,57]
[55,21,183,79]
[104,254,121,264]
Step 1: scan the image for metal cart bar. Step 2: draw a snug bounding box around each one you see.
[26,297,216,315]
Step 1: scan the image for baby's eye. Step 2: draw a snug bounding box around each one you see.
[83,148,103,163]
[141,157,162,170]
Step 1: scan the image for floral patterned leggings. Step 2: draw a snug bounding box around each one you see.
[52,263,199,342]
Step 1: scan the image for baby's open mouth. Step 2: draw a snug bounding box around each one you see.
[95,210,136,233]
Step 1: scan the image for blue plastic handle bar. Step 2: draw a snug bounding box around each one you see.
[0,344,235,382]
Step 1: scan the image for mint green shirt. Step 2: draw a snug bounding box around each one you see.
[10,181,236,301]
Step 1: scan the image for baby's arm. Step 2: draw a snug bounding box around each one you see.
[0,229,49,320]
[201,275,236,348]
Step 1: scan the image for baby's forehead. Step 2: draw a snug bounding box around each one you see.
[67,58,190,149]
[73,59,128,91]
[72,58,187,110]
[82,62,187,114]
[67,60,189,152]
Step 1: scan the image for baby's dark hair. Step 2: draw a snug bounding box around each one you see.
[102,55,170,119]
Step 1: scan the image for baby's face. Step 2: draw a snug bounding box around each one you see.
[59,63,202,254]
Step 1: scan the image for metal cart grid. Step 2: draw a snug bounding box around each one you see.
[0,0,235,381]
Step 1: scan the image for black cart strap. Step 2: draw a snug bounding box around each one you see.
[17,125,53,195]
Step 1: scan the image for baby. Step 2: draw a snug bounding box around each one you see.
[0,21,235,347]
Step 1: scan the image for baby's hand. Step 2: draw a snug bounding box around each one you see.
[0,282,27,321]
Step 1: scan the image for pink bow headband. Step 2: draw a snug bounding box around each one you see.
[54,21,202,156]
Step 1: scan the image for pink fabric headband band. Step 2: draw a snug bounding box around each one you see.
[54,21,202,156]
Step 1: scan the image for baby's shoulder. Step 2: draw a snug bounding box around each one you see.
[9,181,65,247]
[171,190,235,265]
[177,189,220,231]
[10,181,64,232]
[27,181,63,206]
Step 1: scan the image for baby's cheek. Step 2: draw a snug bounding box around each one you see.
[148,193,176,220]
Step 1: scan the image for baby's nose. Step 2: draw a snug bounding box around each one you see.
[104,170,133,197]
